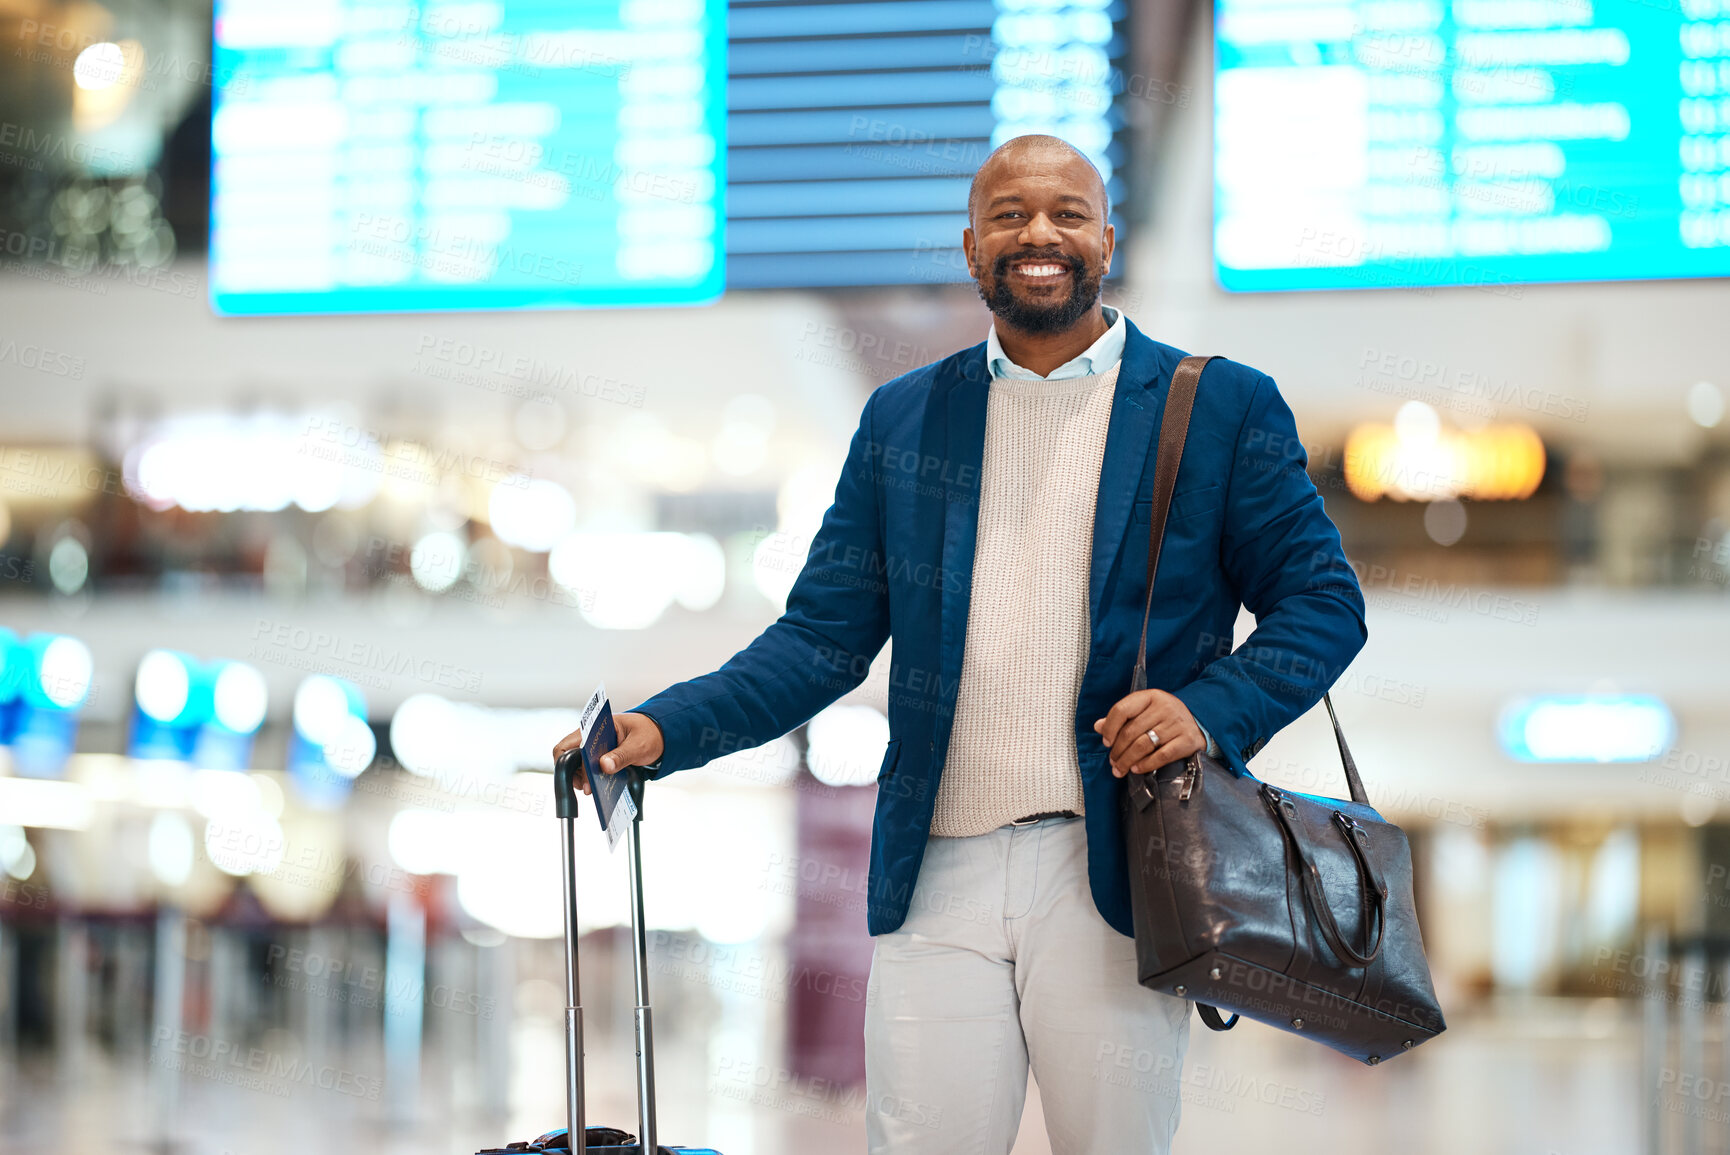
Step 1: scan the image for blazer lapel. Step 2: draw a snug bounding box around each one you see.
[936,346,990,749]
[1088,321,1177,624]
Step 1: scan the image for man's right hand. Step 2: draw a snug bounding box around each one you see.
[551,712,666,796]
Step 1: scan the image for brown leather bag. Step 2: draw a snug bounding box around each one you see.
[1121,355,1446,1066]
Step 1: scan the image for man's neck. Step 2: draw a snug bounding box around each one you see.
[992,306,1110,378]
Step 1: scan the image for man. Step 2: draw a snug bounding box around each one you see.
[554,135,1366,1154]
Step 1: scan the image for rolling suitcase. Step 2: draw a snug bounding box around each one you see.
[476,752,721,1155]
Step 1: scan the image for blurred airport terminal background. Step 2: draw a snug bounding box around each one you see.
[0,0,1728,1151]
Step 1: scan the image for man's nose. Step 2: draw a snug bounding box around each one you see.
[1018,212,1062,246]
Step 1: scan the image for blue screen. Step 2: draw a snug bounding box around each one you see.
[209,0,728,315]
[722,0,1130,289]
[1213,0,1730,292]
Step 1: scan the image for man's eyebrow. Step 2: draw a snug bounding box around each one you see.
[982,193,1097,210]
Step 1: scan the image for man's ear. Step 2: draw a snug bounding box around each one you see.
[962,226,979,278]
[1100,222,1115,277]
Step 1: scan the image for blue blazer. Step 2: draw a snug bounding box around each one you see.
[633,320,1367,937]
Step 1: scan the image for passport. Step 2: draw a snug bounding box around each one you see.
[578,683,636,851]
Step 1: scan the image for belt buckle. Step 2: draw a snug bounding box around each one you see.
[1009,814,1042,827]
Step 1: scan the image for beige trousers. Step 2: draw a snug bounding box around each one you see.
[863,815,1192,1154]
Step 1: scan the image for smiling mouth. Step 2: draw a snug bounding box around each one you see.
[1006,259,1074,285]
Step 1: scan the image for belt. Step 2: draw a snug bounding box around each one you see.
[1008,809,1079,827]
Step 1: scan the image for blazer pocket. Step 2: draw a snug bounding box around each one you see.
[1171,483,1223,521]
[1133,483,1224,525]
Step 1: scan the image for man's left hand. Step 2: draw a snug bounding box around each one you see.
[1093,690,1204,778]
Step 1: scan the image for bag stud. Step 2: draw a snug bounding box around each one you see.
[1174,985,1187,996]
[1290,1017,1304,1029]
[1366,1055,1381,1065]
[1177,759,1198,801]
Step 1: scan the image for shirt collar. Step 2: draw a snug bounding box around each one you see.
[986,304,1124,382]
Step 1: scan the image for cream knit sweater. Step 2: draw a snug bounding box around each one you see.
[930,363,1122,837]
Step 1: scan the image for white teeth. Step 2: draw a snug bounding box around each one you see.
[1015,263,1065,276]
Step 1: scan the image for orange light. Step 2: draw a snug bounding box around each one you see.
[1343,421,1545,501]
[1343,423,1400,501]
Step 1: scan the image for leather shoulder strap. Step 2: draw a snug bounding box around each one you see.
[1196,1003,1240,1031]
[1324,693,1370,806]
[1127,354,1372,808]
[1131,355,1216,694]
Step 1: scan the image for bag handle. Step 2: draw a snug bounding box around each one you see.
[1132,354,1371,809]
[1261,785,1388,967]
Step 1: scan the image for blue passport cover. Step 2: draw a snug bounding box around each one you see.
[579,685,635,848]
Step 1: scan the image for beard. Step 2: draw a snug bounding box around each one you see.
[975,249,1102,334]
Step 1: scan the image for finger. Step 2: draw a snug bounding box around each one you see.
[1111,712,1205,777]
[1124,733,1202,778]
[1096,696,1135,746]
[550,734,593,795]
[1125,733,1204,776]
[1108,701,1182,767]
[1096,691,1157,746]
[1111,734,1162,775]
[600,728,656,774]
[1107,708,1158,766]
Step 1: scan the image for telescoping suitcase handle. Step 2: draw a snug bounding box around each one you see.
[552,750,659,1155]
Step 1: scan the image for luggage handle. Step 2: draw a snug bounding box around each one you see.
[623,768,658,1155]
[551,753,661,1155]
[552,750,588,1155]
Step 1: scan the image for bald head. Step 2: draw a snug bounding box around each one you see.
[967,135,1109,227]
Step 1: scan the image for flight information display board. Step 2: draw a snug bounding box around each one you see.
[209,0,727,315]
[1213,0,1730,292]
[723,0,1131,288]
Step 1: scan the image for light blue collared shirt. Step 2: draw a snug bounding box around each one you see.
[986,304,1126,381]
[984,302,1223,763]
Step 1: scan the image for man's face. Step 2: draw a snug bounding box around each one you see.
[963,150,1114,335]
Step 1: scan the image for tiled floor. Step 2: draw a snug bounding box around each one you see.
[0,994,1643,1155]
